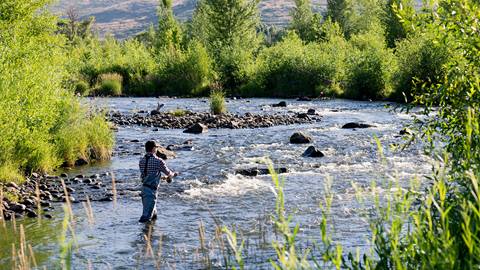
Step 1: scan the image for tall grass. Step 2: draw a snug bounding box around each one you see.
[97,73,123,96]
[209,89,226,115]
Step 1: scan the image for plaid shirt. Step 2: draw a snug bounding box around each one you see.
[139,153,174,179]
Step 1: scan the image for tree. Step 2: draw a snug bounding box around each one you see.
[156,0,183,50]
[192,0,260,90]
[290,0,314,41]
[57,7,95,42]
[325,0,349,32]
[383,0,414,47]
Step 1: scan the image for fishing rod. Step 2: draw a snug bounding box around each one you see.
[161,157,224,181]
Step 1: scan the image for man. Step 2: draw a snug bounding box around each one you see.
[138,140,178,223]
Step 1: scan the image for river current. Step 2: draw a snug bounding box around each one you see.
[0,98,431,269]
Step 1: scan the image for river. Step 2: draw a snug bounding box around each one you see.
[0,98,431,269]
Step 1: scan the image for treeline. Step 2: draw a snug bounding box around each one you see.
[0,1,114,182]
[64,0,449,102]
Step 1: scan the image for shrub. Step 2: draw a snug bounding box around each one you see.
[98,73,123,96]
[66,38,157,96]
[252,32,346,98]
[210,90,226,115]
[392,33,450,103]
[0,0,114,182]
[344,30,396,100]
[74,81,90,96]
[216,43,256,92]
[158,41,213,96]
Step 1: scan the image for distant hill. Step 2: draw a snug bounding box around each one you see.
[51,0,326,39]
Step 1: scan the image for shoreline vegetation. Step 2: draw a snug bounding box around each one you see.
[2,0,480,269]
[0,1,114,185]
[65,0,447,102]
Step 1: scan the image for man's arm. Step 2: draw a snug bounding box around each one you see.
[157,158,175,178]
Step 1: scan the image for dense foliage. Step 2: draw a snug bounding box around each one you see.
[0,0,114,182]
[61,0,451,102]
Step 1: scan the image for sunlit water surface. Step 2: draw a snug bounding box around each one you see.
[0,98,431,269]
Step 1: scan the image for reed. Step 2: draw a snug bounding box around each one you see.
[209,90,226,115]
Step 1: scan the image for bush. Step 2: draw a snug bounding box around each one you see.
[210,90,226,115]
[158,41,213,96]
[66,38,157,96]
[344,30,396,100]
[74,81,90,96]
[97,73,123,96]
[0,0,114,182]
[392,33,450,103]
[251,32,346,97]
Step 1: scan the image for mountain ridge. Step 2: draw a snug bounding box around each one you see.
[51,0,326,39]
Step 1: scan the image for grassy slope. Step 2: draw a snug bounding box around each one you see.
[51,0,326,39]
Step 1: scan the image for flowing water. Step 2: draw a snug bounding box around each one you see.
[0,98,431,269]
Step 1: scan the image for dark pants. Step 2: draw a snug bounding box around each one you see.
[139,185,158,222]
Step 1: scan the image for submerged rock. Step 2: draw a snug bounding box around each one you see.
[290,132,313,144]
[342,122,375,129]
[75,158,89,166]
[272,101,287,107]
[235,167,288,177]
[302,146,325,158]
[184,123,208,134]
[400,127,414,136]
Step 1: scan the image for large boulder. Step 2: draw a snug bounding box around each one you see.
[290,132,313,144]
[302,146,325,158]
[342,122,375,129]
[183,123,208,134]
[156,147,177,160]
[9,203,26,213]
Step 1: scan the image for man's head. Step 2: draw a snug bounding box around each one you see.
[145,140,159,153]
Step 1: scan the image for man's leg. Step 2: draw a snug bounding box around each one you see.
[139,186,155,222]
[151,190,158,220]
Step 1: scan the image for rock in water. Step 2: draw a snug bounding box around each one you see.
[9,203,26,213]
[75,158,89,166]
[342,122,375,129]
[307,109,316,115]
[399,127,413,136]
[290,132,313,144]
[156,147,177,160]
[302,146,325,158]
[183,123,208,134]
[150,110,161,116]
[272,101,287,107]
[297,97,312,101]
[235,167,288,176]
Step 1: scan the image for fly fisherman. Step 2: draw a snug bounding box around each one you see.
[138,141,178,223]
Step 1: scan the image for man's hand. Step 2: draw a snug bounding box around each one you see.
[165,172,178,183]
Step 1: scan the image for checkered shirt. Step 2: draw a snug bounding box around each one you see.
[139,153,174,179]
